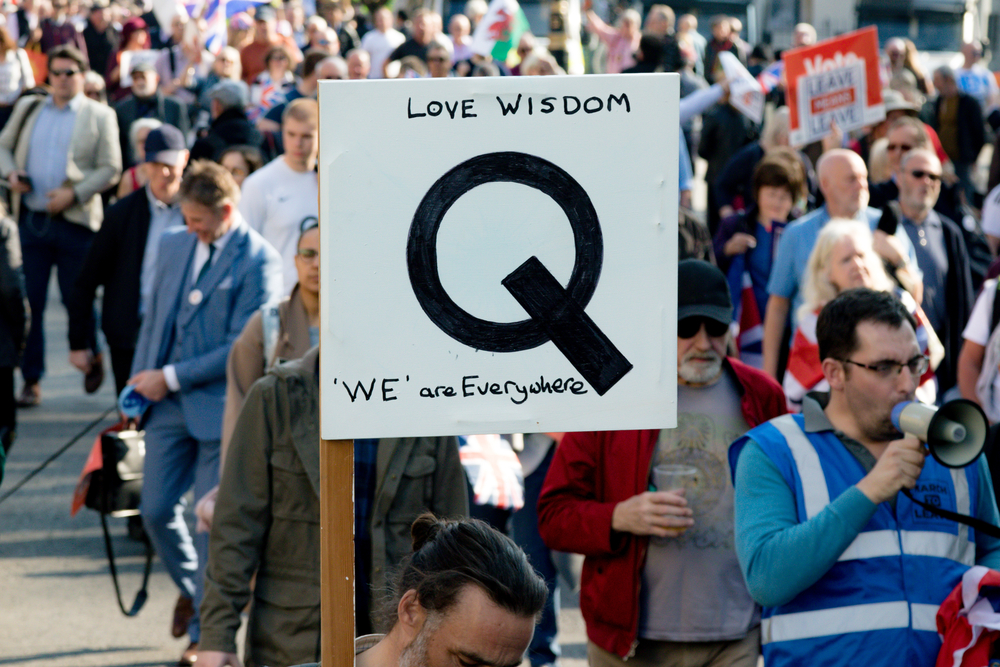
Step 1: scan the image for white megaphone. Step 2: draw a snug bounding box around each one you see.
[891,399,990,468]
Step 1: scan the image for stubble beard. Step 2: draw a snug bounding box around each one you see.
[398,612,442,667]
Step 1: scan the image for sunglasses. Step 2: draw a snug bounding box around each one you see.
[50,68,81,77]
[678,317,729,339]
[886,143,913,152]
[908,169,941,182]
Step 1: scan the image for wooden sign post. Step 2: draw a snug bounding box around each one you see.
[317,73,680,666]
[320,438,354,667]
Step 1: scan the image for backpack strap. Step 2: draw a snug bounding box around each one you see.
[261,303,281,369]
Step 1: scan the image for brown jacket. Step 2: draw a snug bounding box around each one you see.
[221,284,313,461]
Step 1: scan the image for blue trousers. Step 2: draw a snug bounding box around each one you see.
[512,446,560,666]
[18,210,96,383]
[140,395,220,643]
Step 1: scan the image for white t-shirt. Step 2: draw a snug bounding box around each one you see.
[360,28,405,79]
[239,157,318,295]
[962,278,1000,403]
[956,65,998,108]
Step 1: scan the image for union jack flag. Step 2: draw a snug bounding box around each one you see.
[757,60,784,94]
[734,268,763,368]
[459,434,525,510]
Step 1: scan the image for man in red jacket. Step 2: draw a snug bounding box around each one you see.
[538,259,786,667]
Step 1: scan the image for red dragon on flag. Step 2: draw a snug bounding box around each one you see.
[486,7,513,42]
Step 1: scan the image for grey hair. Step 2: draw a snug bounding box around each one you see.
[129,117,163,154]
[934,64,957,82]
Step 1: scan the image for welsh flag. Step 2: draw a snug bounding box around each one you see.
[470,0,531,64]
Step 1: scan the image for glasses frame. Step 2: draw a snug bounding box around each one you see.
[837,354,930,378]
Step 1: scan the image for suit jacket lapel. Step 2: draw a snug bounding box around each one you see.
[177,224,247,328]
[155,233,196,367]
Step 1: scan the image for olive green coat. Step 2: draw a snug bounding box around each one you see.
[199,347,468,667]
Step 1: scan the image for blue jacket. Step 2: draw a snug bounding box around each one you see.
[731,414,979,667]
[131,217,283,441]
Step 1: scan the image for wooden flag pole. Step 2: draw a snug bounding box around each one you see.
[320,438,355,667]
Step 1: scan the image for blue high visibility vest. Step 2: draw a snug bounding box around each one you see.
[733,414,979,667]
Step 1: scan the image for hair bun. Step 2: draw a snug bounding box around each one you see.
[410,512,444,551]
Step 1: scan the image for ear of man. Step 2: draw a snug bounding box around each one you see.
[822,357,847,391]
[396,589,427,643]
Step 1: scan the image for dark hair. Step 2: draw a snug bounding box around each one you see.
[264,44,292,66]
[816,288,918,364]
[179,159,241,211]
[47,44,88,72]
[379,514,547,631]
[750,43,773,62]
[217,144,264,174]
[752,149,806,203]
[637,33,665,64]
[302,48,333,78]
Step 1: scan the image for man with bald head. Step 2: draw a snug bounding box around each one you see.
[762,149,922,380]
[346,48,371,80]
[891,148,973,395]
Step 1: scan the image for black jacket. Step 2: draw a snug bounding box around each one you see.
[68,187,153,351]
[931,92,986,165]
[190,107,262,162]
[114,91,190,167]
[82,21,118,75]
[0,216,26,368]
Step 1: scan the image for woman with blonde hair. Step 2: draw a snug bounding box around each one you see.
[0,24,34,128]
[783,219,942,411]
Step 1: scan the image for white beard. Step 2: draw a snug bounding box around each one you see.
[678,350,723,385]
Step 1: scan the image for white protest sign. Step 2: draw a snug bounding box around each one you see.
[784,27,885,146]
[720,51,764,124]
[318,74,679,440]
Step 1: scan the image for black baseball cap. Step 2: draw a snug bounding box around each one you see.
[677,259,732,325]
[144,125,187,166]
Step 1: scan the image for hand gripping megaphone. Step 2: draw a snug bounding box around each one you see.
[891,399,990,468]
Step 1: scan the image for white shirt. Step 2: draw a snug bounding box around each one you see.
[962,278,1000,407]
[360,28,405,79]
[238,157,317,295]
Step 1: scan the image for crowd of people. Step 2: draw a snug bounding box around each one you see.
[5,0,1000,666]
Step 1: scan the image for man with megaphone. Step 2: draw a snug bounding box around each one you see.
[729,287,1000,667]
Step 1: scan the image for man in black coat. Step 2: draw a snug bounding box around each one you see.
[67,125,188,394]
[0,206,26,467]
[889,148,974,396]
[114,61,189,168]
[189,80,260,162]
[930,65,985,204]
[82,0,119,75]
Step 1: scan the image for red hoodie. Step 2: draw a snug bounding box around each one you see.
[537,358,786,658]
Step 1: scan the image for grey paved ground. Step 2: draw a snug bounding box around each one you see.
[0,291,588,666]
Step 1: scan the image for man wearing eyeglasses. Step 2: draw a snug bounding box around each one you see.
[0,44,121,406]
[538,260,786,667]
[868,116,962,224]
[891,148,974,398]
[731,287,1000,667]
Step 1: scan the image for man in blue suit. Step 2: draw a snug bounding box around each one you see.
[128,159,283,667]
